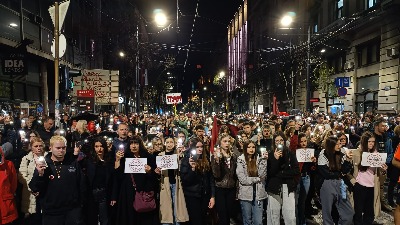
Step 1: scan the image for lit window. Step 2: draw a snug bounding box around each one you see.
[366,0,376,9]
[337,0,344,19]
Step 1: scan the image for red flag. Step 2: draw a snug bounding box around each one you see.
[273,95,278,115]
[210,115,218,153]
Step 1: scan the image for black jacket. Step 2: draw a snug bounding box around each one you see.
[180,151,215,198]
[29,153,87,215]
[211,154,237,189]
[114,150,158,225]
[266,147,300,195]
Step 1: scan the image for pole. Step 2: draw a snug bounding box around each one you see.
[305,25,311,112]
[201,97,204,116]
[135,24,140,113]
[54,1,60,126]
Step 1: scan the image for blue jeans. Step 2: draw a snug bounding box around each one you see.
[162,183,180,225]
[240,200,263,225]
[296,175,311,225]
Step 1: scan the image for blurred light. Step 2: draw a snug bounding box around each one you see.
[9,23,18,27]
[119,51,125,57]
[280,15,293,27]
[219,71,225,78]
[154,9,167,27]
[167,72,171,75]
[203,87,207,91]
[320,49,326,53]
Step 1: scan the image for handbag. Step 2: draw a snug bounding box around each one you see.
[131,174,156,213]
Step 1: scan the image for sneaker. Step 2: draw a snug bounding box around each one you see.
[381,201,393,212]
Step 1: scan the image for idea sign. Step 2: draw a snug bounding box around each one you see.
[166,93,182,105]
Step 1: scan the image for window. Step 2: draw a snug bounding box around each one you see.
[337,0,344,19]
[313,15,319,33]
[366,0,377,9]
[357,39,380,67]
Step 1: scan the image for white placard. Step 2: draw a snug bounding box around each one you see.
[257,105,263,114]
[296,148,315,162]
[124,158,147,173]
[361,153,387,167]
[156,154,178,170]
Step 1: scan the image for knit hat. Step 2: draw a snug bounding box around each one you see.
[1,142,13,158]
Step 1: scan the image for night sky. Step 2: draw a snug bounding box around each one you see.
[133,0,242,97]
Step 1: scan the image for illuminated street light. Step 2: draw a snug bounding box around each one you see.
[280,15,293,27]
[119,51,125,57]
[154,9,167,27]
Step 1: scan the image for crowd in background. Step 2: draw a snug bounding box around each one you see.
[0,110,400,225]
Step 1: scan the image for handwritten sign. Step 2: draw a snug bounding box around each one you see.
[166,93,182,104]
[124,158,147,173]
[361,153,387,167]
[296,148,315,162]
[156,154,178,170]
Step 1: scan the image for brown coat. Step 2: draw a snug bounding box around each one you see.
[158,152,189,223]
[348,148,383,218]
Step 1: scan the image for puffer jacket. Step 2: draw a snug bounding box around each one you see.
[236,154,268,201]
[18,151,48,214]
[211,153,237,188]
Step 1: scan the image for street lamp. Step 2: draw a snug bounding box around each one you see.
[154,9,167,27]
[279,13,311,112]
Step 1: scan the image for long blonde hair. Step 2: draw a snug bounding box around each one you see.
[76,120,88,133]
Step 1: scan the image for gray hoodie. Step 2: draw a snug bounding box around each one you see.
[236,154,268,201]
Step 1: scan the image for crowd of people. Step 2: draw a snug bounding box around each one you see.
[0,110,400,225]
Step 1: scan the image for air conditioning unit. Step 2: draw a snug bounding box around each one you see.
[387,48,398,57]
[344,62,354,70]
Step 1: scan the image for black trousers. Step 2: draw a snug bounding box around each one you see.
[353,183,374,225]
[42,207,83,225]
[215,187,236,225]
[87,188,109,225]
[184,195,209,225]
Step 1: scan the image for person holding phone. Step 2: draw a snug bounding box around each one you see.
[113,136,158,225]
[266,132,299,225]
[236,140,268,225]
[155,137,189,225]
[317,136,354,225]
[18,137,47,225]
[211,133,238,225]
[29,136,86,225]
[180,137,215,225]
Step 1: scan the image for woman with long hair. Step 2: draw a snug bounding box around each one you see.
[211,133,238,225]
[266,132,300,225]
[155,137,189,225]
[317,136,354,225]
[18,137,47,225]
[349,131,387,225]
[236,140,268,225]
[85,137,115,225]
[114,135,158,225]
[180,137,215,225]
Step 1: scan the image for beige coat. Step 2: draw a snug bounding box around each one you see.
[18,152,48,214]
[158,152,189,223]
[348,148,382,218]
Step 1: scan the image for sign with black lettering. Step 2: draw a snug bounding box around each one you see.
[2,54,27,75]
